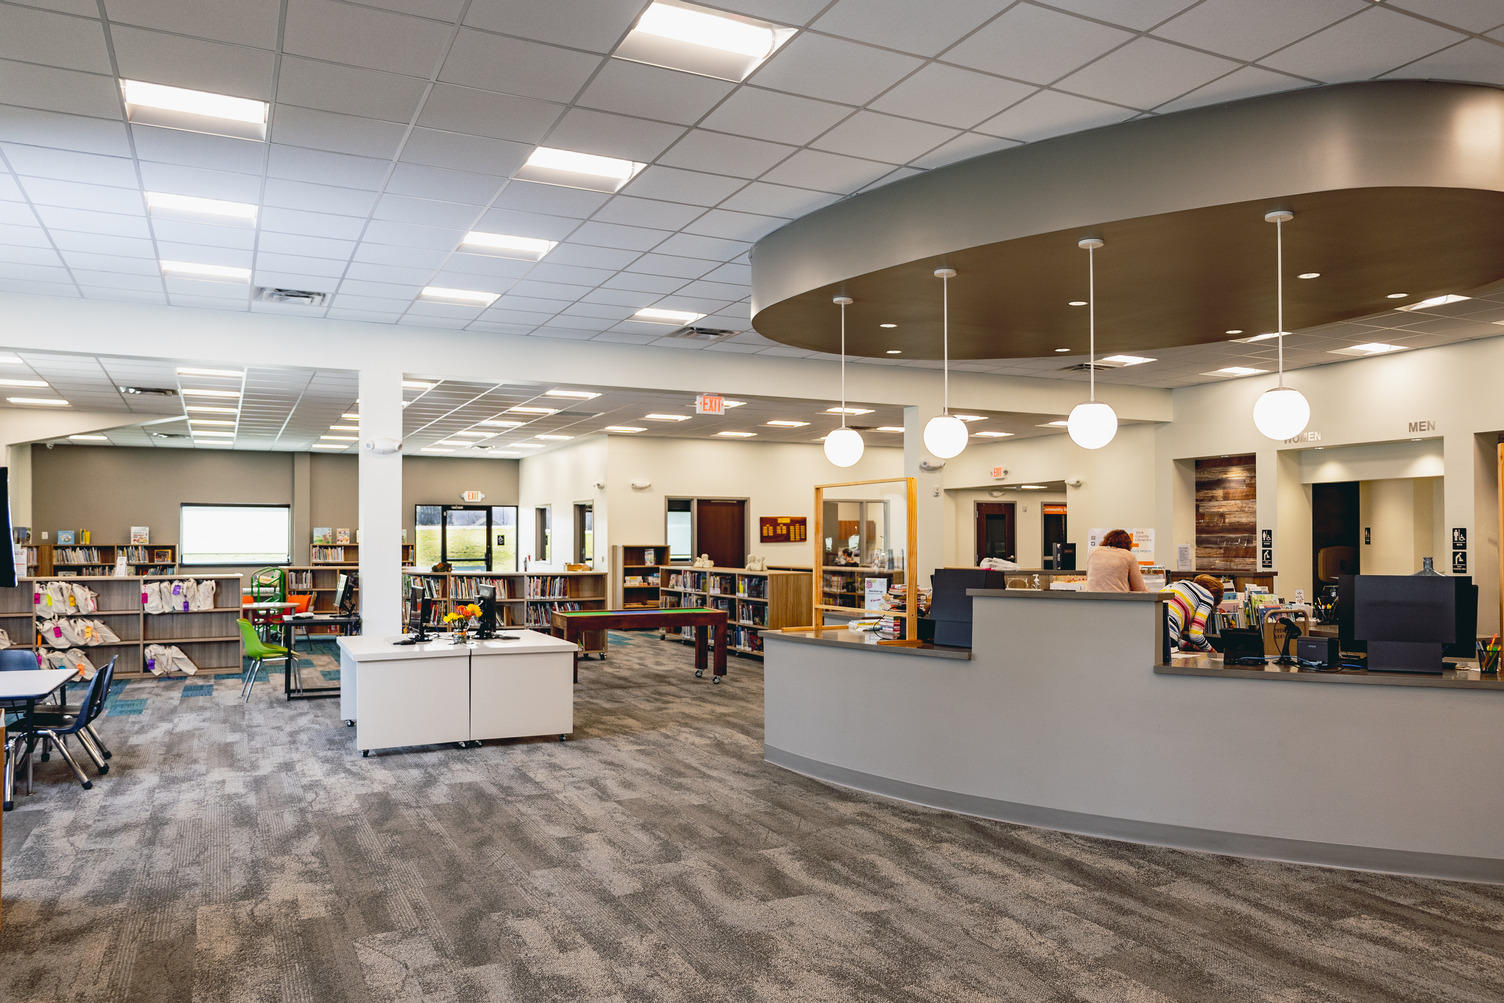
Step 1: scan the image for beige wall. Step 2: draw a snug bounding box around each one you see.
[1359,476,1445,576]
[400,455,520,547]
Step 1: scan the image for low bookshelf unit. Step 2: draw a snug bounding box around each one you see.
[657,565,811,656]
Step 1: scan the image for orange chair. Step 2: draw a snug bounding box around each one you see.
[286,594,313,614]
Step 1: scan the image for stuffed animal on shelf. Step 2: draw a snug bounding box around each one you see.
[691,554,714,569]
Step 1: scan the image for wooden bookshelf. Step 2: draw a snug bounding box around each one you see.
[657,565,811,656]
[43,543,177,576]
[611,543,668,609]
[401,569,610,656]
[310,544,413,566]
[820,566,905,611]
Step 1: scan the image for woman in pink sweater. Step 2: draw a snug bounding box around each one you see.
[1084,529,1147,592]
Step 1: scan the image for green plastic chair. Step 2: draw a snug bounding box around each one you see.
[238,617,290,703]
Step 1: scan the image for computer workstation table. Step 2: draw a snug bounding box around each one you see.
[337,630,577,756]
[283,612,360,701]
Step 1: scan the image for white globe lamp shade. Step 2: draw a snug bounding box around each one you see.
[823,427,865,467]
[923,414,968,458]
[1252,386,1310,441]
[1067,400,1118,449]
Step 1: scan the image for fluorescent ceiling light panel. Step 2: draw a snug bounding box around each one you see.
[1018,485,1048,490]
[1204,366,1267,377]
[402,380,436,390]
[825,407,873,415]
[147,193,257,225]
[614,0,793,81]
[177,367,242,378]
[453,431,495,439]
[952,414,985,422]
[121,79,267,140]
[0,355,22,365]
[434,440,473,447]
[644,413,690,421]
[603,426,645,433]
[341,412,360,420]
[68,434,108,441]
[321,435,357,441]
[973,431,1014,437]
[536,434,572,441]
[1099,355,1155,367]
[633,307,704,325]
[419,447,454,453]
[0,378,47,387]
[190,419,236,426]
[543,389,600,399]
[1331,342,1404,356]
[180,388,240,398]
[1040,420,1070,427]
[764,420,809,427]
[312,444,347,449]
[716,431,755,437]
[509,406,557,415]
[160,260,251,282]
[1398,294,1469,311]
[9,397,69,406]
[722,399,746,408]
[478,419,525,427]
[874,426,905,432]
[508,442,545,449]
[886,350,902,355]
[193,430,235,438]
[517,146,645,193]
[419,287,499,306]
[1231,332,1280,344]
[461,231,557,261]
[186,405,237,414]
[329,425,359,431]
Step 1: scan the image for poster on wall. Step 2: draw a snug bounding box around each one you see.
[1088,528,1155,565]
[759,516,808,543]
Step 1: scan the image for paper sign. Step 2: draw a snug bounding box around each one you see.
[864,578,887,611]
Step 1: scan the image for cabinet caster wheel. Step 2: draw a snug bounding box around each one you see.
[344,720,354,727]
[559,734,567,742]
[712,676,721,684]
[599,654,606,660]
[361,750,369,758]
[694,669,703,678]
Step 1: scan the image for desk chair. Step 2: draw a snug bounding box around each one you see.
[22,656,115,792]
[239,618,291,703]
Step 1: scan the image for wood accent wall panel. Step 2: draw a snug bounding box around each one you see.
[1195,455,1257,570]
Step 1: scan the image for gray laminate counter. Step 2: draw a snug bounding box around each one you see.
[1157,654,1504,689]
[762,628,971,661]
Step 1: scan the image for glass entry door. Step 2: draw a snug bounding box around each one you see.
[415,505,518,571]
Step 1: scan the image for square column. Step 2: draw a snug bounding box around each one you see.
[358,367,404,635]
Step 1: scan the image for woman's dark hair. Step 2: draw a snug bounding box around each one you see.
[1101,529,1133,550]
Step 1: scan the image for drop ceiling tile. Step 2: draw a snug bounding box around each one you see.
[135,162,260,203]
[441,252,536,279]
[1057,37,1245,111]
[601,271,688,294]
[908,131,1018,170]
[683,208,784,242]
[527,326,599,341]
[362,219,468,251]
[699,340,764,353]
[461,0,640,52]
[102,0,282,48]
[381,163,501,206]
[2,145,135,189]
[574,59,736,126]
[350,242,450,268]
[110,24,276,99]
[344,261,436,285]
[284,0,454,77]
[944,5,1135,85]
[699,87,853,146]
[338,278,423,299]
[415,83,565,146]
[539,243,638,271]
[438,28,602,103]
[275,55,428,124]
[398,128,532,176]
[270,105,408,160]
[650,233,750,260]
[156,241,251,267]
[81,285,166,304]
[702,262,751,285]
[540,312,607,332]
[871,64,1036,131]
[810,110,959,163]
[68,268,160,291]
[0,243,61,266]
[619,166,747,206]
[526,262,616,287]
[542,107,688,163]
[568,220,672,252]
[152,219,256,249]
[58,250,159,273]
[1038,0,1200,31]
[8,0,98,15]
[558,301,634,321]
[581,286,656,308]
[589,195,704,231]
[1152,0,1367,63]
[352,0,464,20]
[0,59,121,120]
[48,230,153,255]
[975,88,1136,143]
[470,207,580,241]
[757,148,894,193]
[1381,37,1504,87]
[266,144,392,190]
[253,251,351,277]
[257,206,366,241]
[33,205,150,238]
[133,126,265,174]
[481,308,555,325]
[0,106,132,157]
[258,231,358,260]
[262,178,380,216]
[674,280,749,301]
[0,6,111,73]
[326,307,397,322]
[465,320,535,335]
[331,292,409,311]
[1371,0,1504,33]
[590,330,660,345]
[750,32,923,106]
[371,194,482,230]
[500,280,583,301]
[714,181,837,218]
[1157,64,1318,114]
[1260,6,1466,82]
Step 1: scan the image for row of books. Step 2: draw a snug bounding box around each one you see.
[311,547,352,562]
[523,600,585,626]
[451,577,514,600]
[525,576,576,598]
[54,547,107,564]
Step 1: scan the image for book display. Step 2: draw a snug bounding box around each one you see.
[611,544,666,609]
[42,543,178,576]
[656,565,811,656]
[400,569,609,656]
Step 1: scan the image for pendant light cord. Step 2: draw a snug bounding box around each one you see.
[941,271,950,416]
[839,299,847,430]
[1088,243,1096,403]
[1276,216,1285,390]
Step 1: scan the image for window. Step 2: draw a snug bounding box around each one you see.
[666,498,692,561]
[180,504,290,565]
[575,503,593,563]
[415,505,517,571]
[535,506,551,563]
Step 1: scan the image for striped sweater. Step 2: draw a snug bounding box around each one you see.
[1162,580,1217,651]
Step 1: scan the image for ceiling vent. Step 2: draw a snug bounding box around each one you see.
[254,286,329,307]
[119,385,178,395]
[663,326,736,341]
[149,430,188,439]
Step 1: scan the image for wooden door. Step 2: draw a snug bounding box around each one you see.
[696,499,746,569]
[975,502,1015,564]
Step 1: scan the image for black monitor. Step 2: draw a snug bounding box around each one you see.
[333,572,358,616]
[1347,574,1469,674]
[408,584,432,641]
[475,583,497,639]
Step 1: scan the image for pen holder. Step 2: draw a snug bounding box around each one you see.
[1479,645,1501,674]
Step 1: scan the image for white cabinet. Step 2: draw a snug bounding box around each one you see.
[471,647,573,742]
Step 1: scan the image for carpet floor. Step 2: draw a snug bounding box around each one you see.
[2,631,1503,1002]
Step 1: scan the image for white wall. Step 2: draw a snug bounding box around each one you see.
[517,437,608,570]
[1358,477,1446,576]
[947,488,1067,567]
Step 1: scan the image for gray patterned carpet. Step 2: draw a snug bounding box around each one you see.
[3,631,1503,1002]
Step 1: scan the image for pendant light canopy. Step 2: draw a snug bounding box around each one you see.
[1253,209,1311,441]
[823,294,865,467]
[923,267,968,459]
[1067,237,1118,450]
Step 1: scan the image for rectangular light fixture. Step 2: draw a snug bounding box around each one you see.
[644,413,690,421]
[1099,355,1155,367]
[419,447,454,453]
[8,397,69,406]
[341,412,360,420]
[517,146,645,193]
[193,430,235,438]
[180,388,241,398]
[177,366,243,378]
[312,443,348,449]
[1397,294,1469,311]
[419,287,499,307]
[536,434,573,441]
[508,442,545,449]
[190,419,236,426]
[1040,420,1070,427]
[615,1,794,82]
[402,380,436,390]
[825,407,873,415]
[603,425,646,433]
[328,424,359,431]
[453,431,495,439]
[974,431,1014,438]
[478,419,525,428]
[543,389,601,399]
[0,378,47,387]
[461,231,558,261]
[0,355,23,365]
[148,192,257,225]
[1204,366,1267,377]
[1018,484,1048,490]
[434,440,473,447]
[716,431,755,437]
[509,406,558,415]
[1231,332,1280,343]
[186,405,238,414]
[321,435,358,441]
[633,307,705,325]
[874,426,905,433]
[721,399,746,408]
[68,434,108,441]
[764,420,809,427]
[1331,342,1404,356]
[122,79,267,140]
[161,260,251,282]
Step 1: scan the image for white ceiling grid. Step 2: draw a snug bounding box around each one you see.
[0,0,1497,406]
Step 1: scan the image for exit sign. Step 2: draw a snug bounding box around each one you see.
[696,393,724,415]
[461,490,485,502]
[991,466,1005,479]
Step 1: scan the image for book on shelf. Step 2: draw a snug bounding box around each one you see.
[56,531,75,545]
[312,527,333,545]
[312,546,348,562]
[335,528,351,544]
[130,527,149,544]
[644,548,657,564]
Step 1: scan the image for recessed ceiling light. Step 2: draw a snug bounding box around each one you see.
[536,434,573,441]
[329,425,359,431]
[1386,293,1408,300]
[1017,484,1048,490]
[764,420,809,427]
[1331,342,1404,356]
[341,412,360,420]
[312,444,348,449]
[1068,300,1087,307]
[1231,332,1280,343]
[0,378,47,387]
[509,406,558,415]
[644,413,690,421]
[434,440,474,447]
[517,146,645,193]
[879,323,897,329]
[1203,366,1267,377]
[1297,272,1320,279]
[321,435,358,441]
[402,380,436,390]
[461,231,557,261]
[194,429,235,438]
[1054,348,1070,353]
[419,287,499,306]
[603,425,646,433]
[543,389,601,399]
[873,426,905,433]
[825,407,873,415]
[716,431,756,437]
[419,447,454,453]
[1040,420,1070,427]
[615,1,794,83]
[508,443,546,449]
[1100,355,1155,367]
[180,388,241,398]
[190,419,236,426]
[147,192,257,225]
[67,434,108,441]
[1224,329,1243,335]
[121,79,267,140]
[721,399,746,408]
[453,431,495,439]
[186,405,237,414]
[160,260,251,282]
[886,349,902,355]
[973,431,1014,438]
[633,307,705,325]
[0,355,22,365]
[176,366,242,378]
[478,419,525,427]
[1398,294,1469,311]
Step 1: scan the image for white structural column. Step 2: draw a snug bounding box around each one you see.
[358,365,404,635]
[904,404,947,581]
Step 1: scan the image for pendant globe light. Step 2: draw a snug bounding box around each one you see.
[1253,210,1311,441]
[922,267,968,459]
[823,294,865,467]
[1066,237,1118,450]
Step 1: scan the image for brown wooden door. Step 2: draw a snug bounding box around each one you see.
[696,499,746,569]
[975,502,1015,564]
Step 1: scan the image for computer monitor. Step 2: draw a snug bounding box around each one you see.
[333,572,357,616]
[408,584,432,641]
[1347,574,1468,673]
[475,583,497,639]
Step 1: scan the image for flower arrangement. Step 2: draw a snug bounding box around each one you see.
[443,603,482,631]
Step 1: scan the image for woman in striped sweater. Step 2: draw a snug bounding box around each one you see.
[1162,575,1226,651]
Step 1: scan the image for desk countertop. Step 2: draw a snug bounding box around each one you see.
[0,668,75,699]
[762,627,972,660]
[337,630,576,661]
[1156,653,1504,690]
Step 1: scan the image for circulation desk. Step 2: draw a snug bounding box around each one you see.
[763,591,1504,882]
[337,631,578,756]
